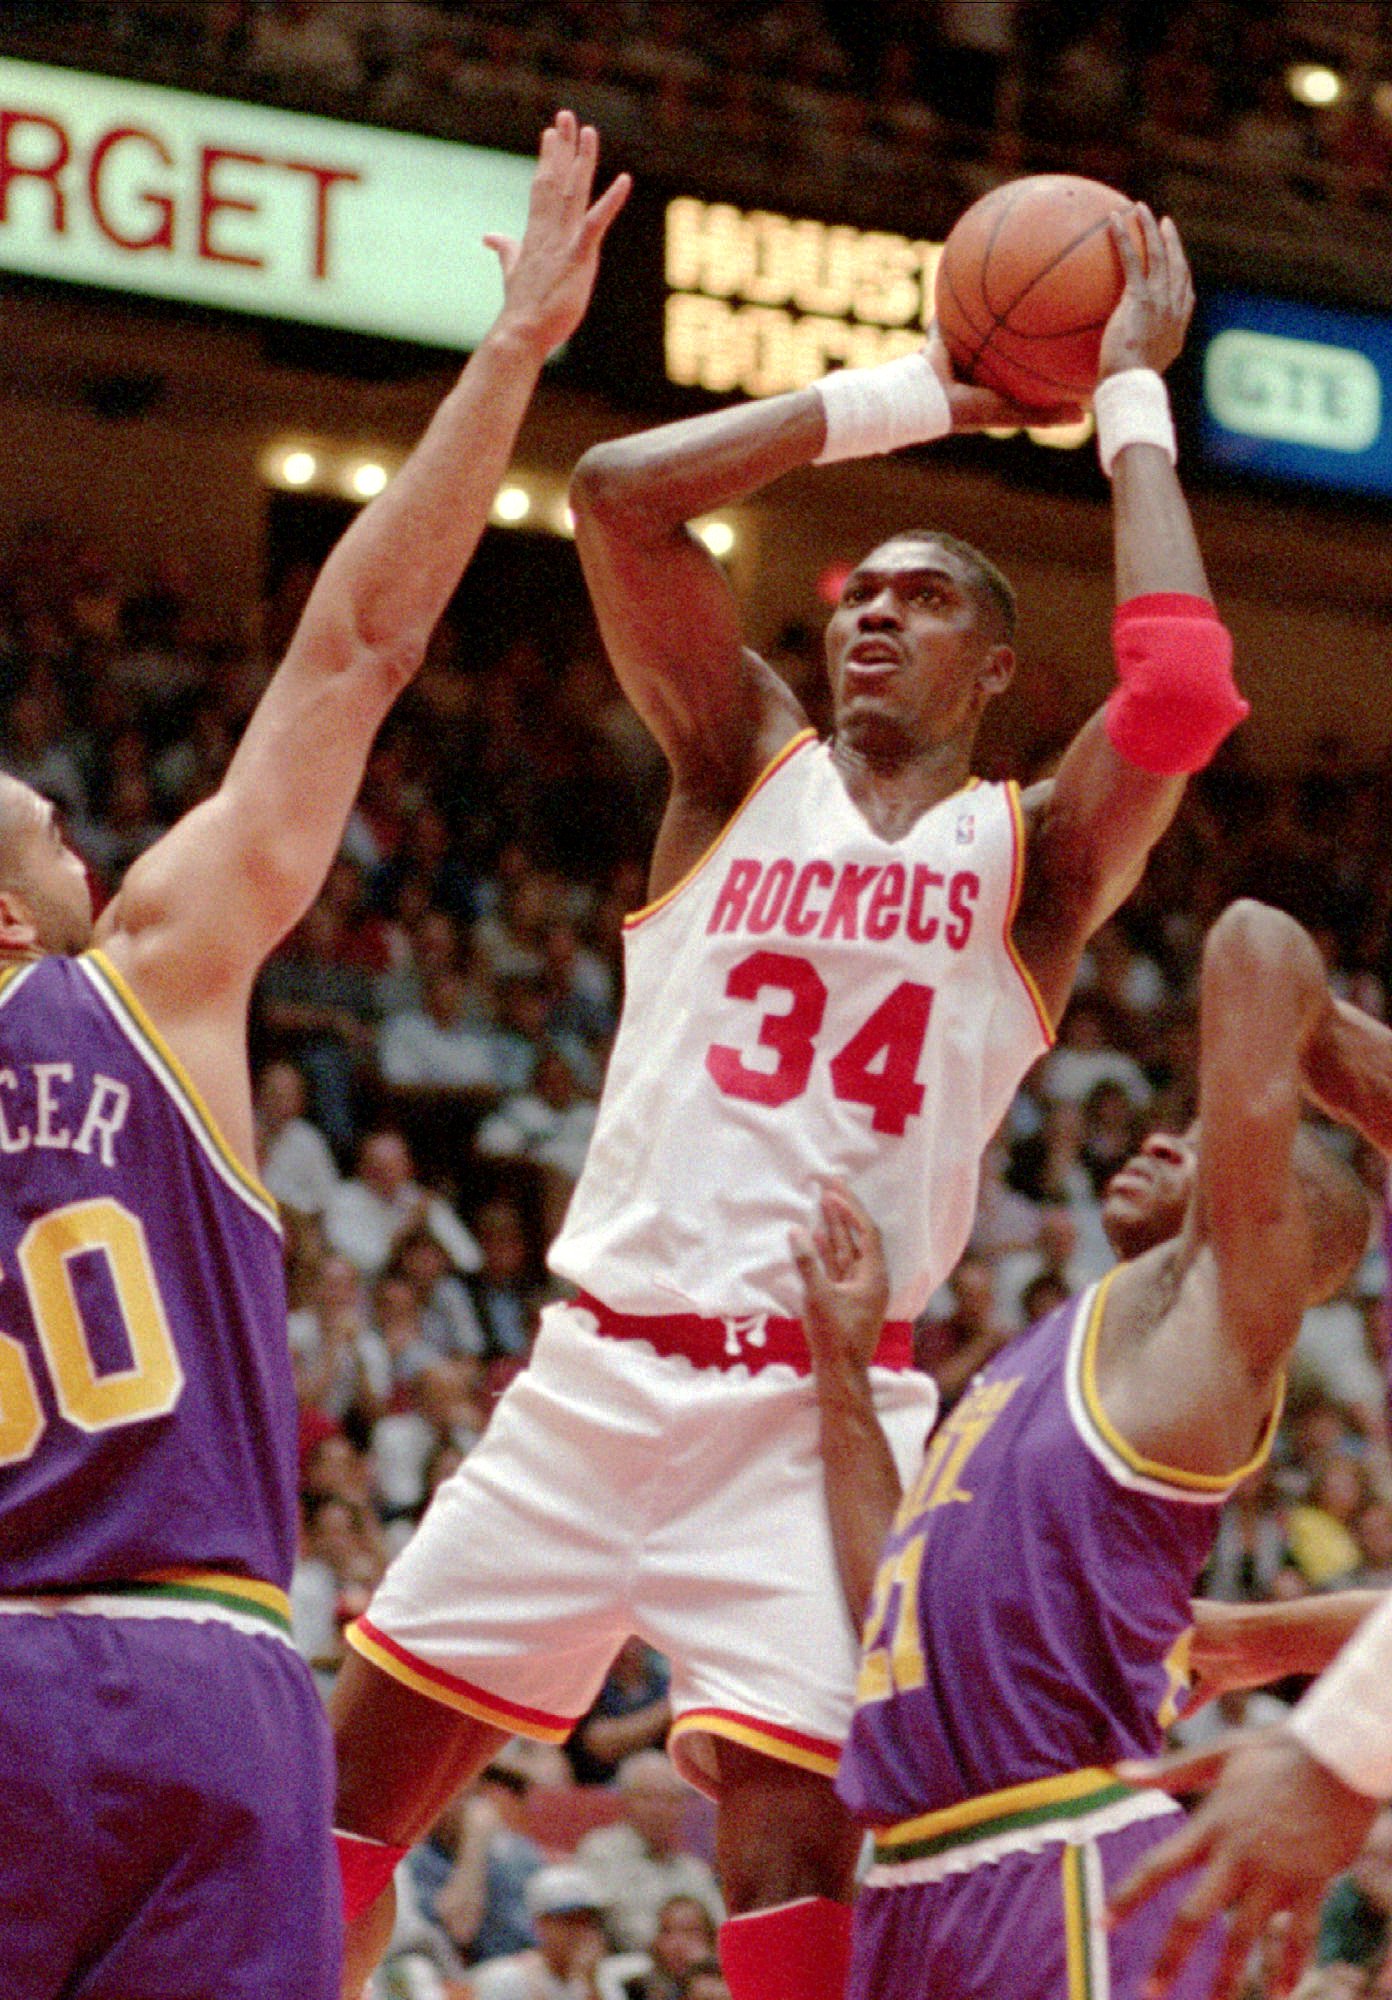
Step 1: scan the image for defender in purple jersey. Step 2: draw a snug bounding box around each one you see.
[797,897,1392,2000]
[0,115,627,2000]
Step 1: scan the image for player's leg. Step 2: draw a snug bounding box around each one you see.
[329,1305,655,1992]
[330,1650,511,1997]
[57,1616,341,2000]
[639,1366,935,2000]
[712,1739,861,2000]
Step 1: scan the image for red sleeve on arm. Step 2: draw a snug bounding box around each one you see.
[1105,594,1249,776]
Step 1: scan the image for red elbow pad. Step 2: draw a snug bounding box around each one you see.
[1105,591,1248,776]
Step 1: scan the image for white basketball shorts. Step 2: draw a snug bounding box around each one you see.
[349,1299,938,1798]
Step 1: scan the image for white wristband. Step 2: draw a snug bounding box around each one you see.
[1093,368,1177,477]
[1287,1594,1392,1798]
[813,351,952,464]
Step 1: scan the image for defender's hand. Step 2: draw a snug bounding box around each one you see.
[486,110,631,359]
[1110,1727,1377,2000]
[1097,204,1194,382]
[793,1182,890,1375]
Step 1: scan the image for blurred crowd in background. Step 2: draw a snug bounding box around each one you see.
[7,0,1392,228]
[4,493,1392,1995]
[7,3,1392,1994]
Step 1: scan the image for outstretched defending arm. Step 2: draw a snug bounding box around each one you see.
[1013,208,1247,1028]
[570,329,1073,898]
[795,1185,903,1629]
[97,115,628,1065]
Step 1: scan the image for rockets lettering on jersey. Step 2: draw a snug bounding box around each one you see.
[0,952,297,1597]
[705,854,980,949]
[549,733,1053,1329]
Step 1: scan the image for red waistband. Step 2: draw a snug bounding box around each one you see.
[573,1292,915,1376]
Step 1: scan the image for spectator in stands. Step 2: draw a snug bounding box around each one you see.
[289,1251,389,1431]
[325,1126,480,1279]
[573,1752,722,1953]
[257,893,378,1148]
[3,682,86,823]
[676,1964,730,2000]
[378,964,507,1092]
[291,1489,388,1690]
[466,1863,609,2000]
[539,916,616,1046]
[913,1253,1010,1409]
[995,1203,1092,1329]
[390,1224,488,1361]
[567,1638,673,1789]
[462,1197,546,1365]
[375,907,472,1021]
[246,0,364,97]
[598,1893,719,2000]
[1286,1454,1371,1590]
[1203,1466,1294,1605]
[371,1358,491,1525]
[432,1749,547,1966]
[1039,992,1151,1111]
[476,1043,598,1235]
[254,1057,340,1218]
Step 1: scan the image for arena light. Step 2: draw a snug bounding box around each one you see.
[493,484,532,524]
[697,519,736,558]
[1287,62,1343,107]
[348,460,389,499]
[279,449,318,487]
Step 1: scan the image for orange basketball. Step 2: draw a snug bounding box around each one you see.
[934,175,1141,409]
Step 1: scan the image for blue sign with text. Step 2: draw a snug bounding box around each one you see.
[1198,290,1392,498]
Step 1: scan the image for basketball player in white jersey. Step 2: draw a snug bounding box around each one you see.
[331,206,1246,2000]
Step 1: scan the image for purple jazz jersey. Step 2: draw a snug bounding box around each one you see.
[0,1611,341,2000]
[839,1278,1237,1824]
[836,1276,1275,2000]
[0,952,296,1593]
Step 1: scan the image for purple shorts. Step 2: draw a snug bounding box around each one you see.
[0,1610,341,2000]
[849,1810,1223,2000]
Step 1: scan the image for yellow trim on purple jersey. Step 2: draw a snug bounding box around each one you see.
[80,951,280,1230]
[1002,780,1058,1048]
[623,729,818,931]
[1076,1271,1284,1495]
[872,1765,1124,1858]
[344,1618,573,1741]
[0,961,39,1006]
[134,1569,293,1631]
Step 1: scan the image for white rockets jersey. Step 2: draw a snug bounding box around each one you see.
[550,730,1054,1324]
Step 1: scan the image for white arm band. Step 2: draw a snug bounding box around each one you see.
[1287,1592,1392,1798]
[813,351,952,464]
[1093,368,1177,477]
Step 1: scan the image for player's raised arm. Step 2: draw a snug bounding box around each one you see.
[795,1185,903,1628]
[568,305,1077,872]
[1012,207,1247,1028]
[97,114,628,1022]
[1189,901,1338,1377]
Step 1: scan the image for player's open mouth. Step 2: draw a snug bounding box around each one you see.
[844,645,900,677]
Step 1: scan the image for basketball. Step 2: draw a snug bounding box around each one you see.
[934,175,1141,409]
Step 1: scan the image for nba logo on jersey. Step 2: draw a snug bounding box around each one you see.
[955,813,975,845]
